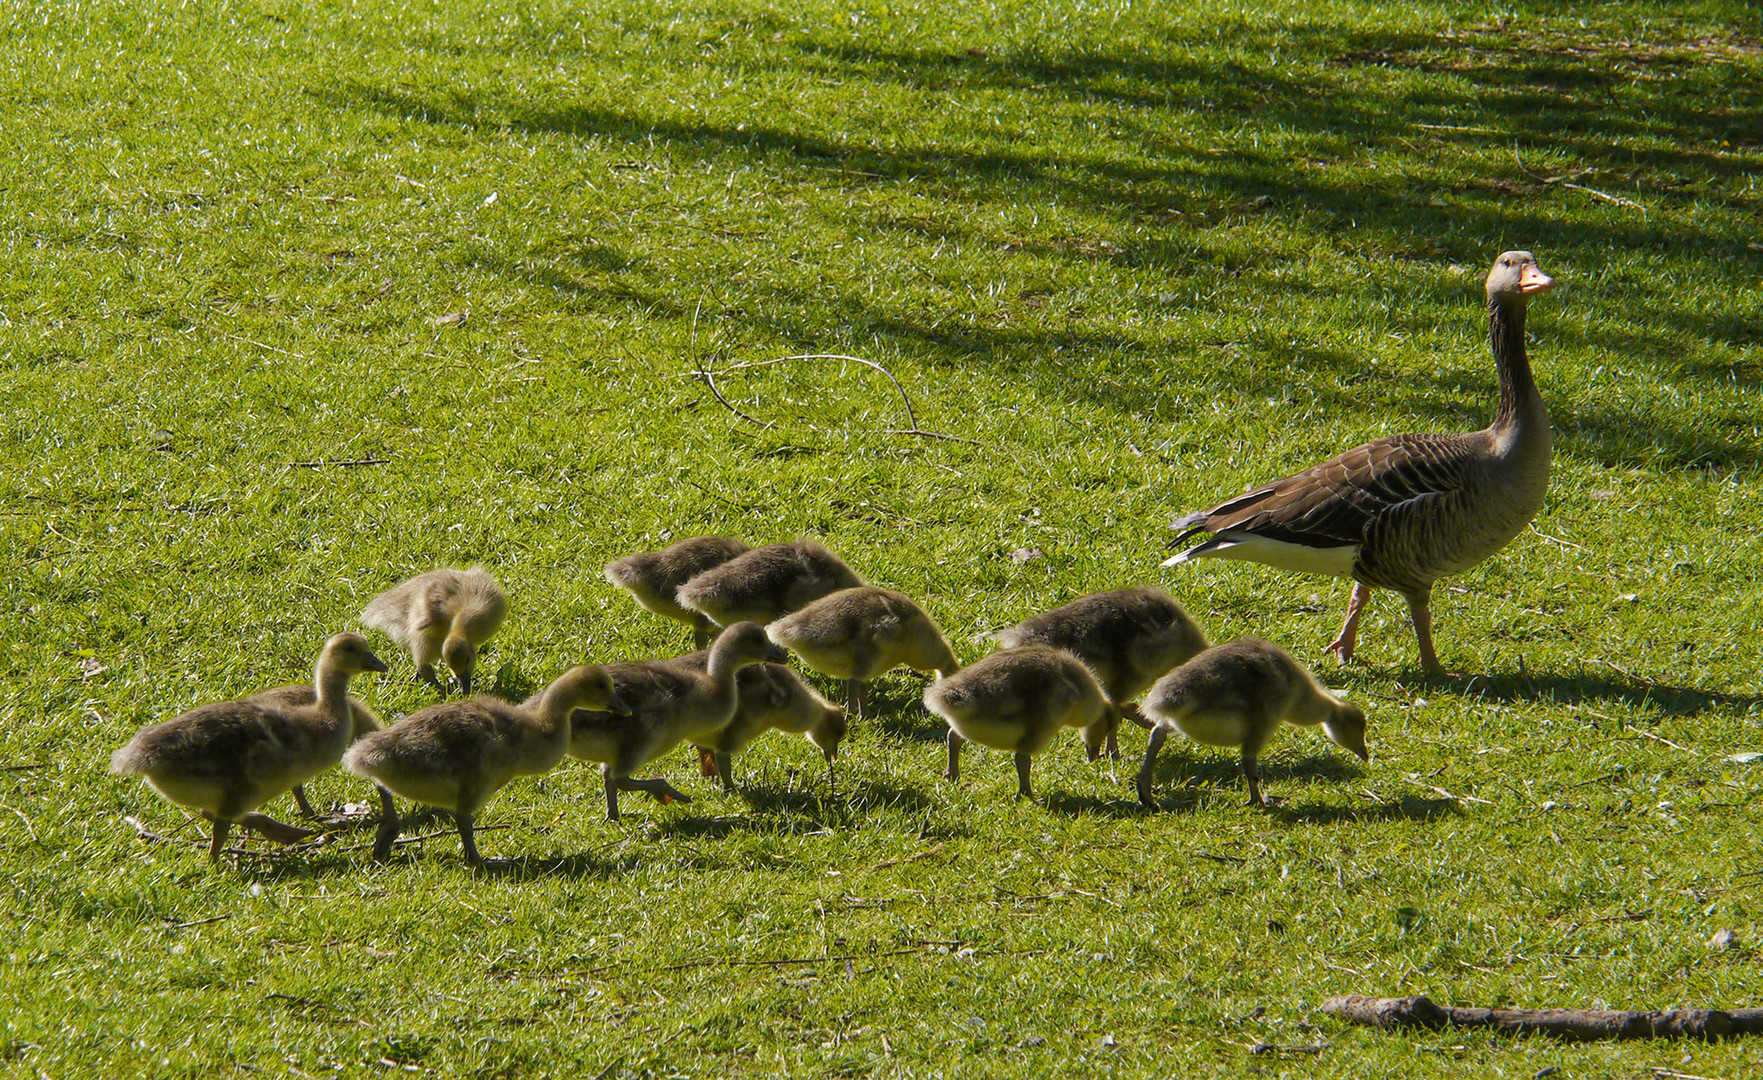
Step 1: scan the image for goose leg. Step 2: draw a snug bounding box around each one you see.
[1136,726,1168,809]
[207,817,232,864]
[601,766,622,822]
[235,812,316,845]
[944,729,965,782]
[1095,705,1121,762]
[615,775,694,806]
[292,784,318,819]
[371,784,401,861]
[1326,582,1373,664]
[457,812,482,866]
[1406,596,1456,677]
[1121,703,1157,731]
[1242,751,1263,807]
[1013,752,1035,801]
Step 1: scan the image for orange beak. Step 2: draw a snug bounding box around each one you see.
[1519,263,1555,294]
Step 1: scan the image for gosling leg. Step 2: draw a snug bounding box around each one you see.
[292,785,318,819]
[845,679,867,720]
[458,811,482,866]
[1326,582,1372,665]
[692,619,714,650]
[416,664,445,694]
[616,776,693,805]
[944,729,965,782]
[1121,703,1156,731]
[712,751,735,792]
[1243,751,1264,807]
[1136,726,1168,809]
[1013,752,1035,801]
[207,817,232,864]
[601,766,622,822]
[235,812,315,845]
[370,784,401,861]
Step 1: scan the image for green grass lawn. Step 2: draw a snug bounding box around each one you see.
[4,0,1762,1074]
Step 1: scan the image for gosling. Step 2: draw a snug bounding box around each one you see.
[360,566,507,695]
[343,665,629,865]
[923,644,1110,801]
[1138,638,1368,809]
[684,657,847,790]
[997,585,1209,760]
[766,586,958,718]
[605,536,753,648]
[567,622,785,820]
[249,683,382,819]
[674,539,863,629]
[109,633,389,862]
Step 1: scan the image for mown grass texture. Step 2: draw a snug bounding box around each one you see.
[2,0,1762,1075]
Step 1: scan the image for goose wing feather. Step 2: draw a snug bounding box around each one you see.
[1174,432,1481,550]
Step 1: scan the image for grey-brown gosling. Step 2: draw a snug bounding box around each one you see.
[249,683,382,819]
[681,656,847,790]
[996,586,1209,760]
[766,585,958,718]
[1165,253,1557,675]
[567,622,786,821]
[343,665,630,865]
[604,536,753,648]
[674,539,863,630]
[1137,638,1368,809]
[923,644,1110,801]
[360,566,507,694]
[109,633,389,862]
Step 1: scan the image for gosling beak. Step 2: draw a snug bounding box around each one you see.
[458,674,473,695]
[1354,744,1370,762]
[824,745,837,763]
[1519,264,1555,294]
[364,652,390,674]
[606,692,633,716]
[764,643,789,663]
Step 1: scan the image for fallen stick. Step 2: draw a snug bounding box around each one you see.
[1322,995,1763,1040]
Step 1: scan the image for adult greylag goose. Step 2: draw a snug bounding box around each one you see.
[360,566,507,694]
[1162,251,1557,674]
[674,540,863,630]
[765,586,958,718]
[995,586,1209,759]
[109,633,389,862]
[344,665,629,865]
[1138,638,1367,808]
[604,536,752,648]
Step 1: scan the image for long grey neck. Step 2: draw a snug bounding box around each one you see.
[1488,295,1542,433]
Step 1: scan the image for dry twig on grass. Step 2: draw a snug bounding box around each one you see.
[1323,994,1763,1040]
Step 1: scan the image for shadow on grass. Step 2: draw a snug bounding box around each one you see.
[315,16,1763,470]
[1452,668,1763,717]
[1270,795,1461,825]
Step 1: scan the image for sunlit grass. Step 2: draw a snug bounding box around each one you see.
[3,0,1761,1075]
